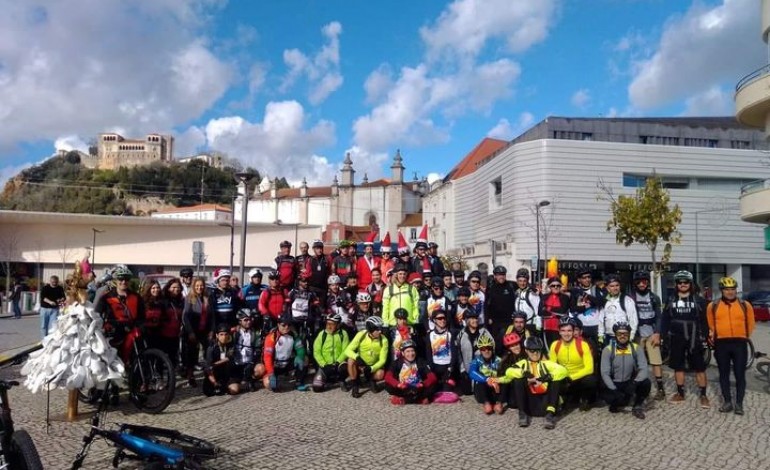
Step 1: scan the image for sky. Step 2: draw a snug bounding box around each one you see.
[0,0,765,188]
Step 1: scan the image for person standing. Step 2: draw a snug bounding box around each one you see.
[485,266,517,352]
[11,278,23,319]
[707,277,755,415]
[275,241,298,290]
[39,275,65,338]
[183,277,211,387]
[356,233,381,289]
[628,270,665,400]
[179,268,194,298]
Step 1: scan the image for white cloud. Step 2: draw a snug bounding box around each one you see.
[363,65,394,104]
[54,135,88,153]
[426,172,443,184]
[486,112,534,140]
[571,89,591,108]
[628,0,763,109]
[681,86,733,116]
[0,1,234,152]
[280,21,344,105]
[174,126,207,157]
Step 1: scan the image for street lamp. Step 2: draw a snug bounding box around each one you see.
[535,200,551,284]
[91,228,104,266]
[235,171,255,284]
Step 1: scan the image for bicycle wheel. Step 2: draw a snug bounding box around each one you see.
[128,348,176,414]
[120,424,219,458]
[8,430,44,470]
[77,387,103,405]
[660,341,670,365]
[703,346,712,368]
[746,339,756,369]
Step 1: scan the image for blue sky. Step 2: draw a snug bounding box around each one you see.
[0,0,764,187]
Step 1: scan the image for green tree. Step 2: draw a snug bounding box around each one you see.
[600,175,683,276]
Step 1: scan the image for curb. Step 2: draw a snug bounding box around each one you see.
[0,342,42,367]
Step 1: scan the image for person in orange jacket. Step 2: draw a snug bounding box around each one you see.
[707,277,755,415]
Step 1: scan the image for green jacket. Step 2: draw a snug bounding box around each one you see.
[382,282,420,326]
[505,358,568,382]
[344,330,389,372]
[313,328,350,368]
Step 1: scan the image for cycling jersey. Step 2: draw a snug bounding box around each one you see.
[258,288,287,320]
[95,291,145,336]
[384,357,435,389]
[468,355,502,384]
[312,328,350,367]
[287,288,318,321]
[331,255,355,283]
[598,295,638,339]
[242,283,266,311]
[327,290,353,327]
[514,288,540,328]
[505,358,568,393]
[263,328,304,374]
[232,327,261,365]
[548,338,593,381]
[345,330,389,372]
[425,328,455,367]
[390,325,415,361]
[308,255,332,289]
[382,282,419,326]
[208,287,242,333]
[274,254,297,289]
[628,290,662,338]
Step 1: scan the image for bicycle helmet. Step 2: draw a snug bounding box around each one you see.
[476,335,494,350]
[604,273,620,285]
[571,317,583,329]
[464,309,480,319]
[633,270,650,282]
[179,268,194,277]
[430,276,443,287]
[327,274,341,285]
[312,239,324,249]
[468,270,482,281]
[327,312,342,323]
[559,316,577,329]
[515,268,529,280]
[493,265,507,275]
[267,271,280,281]
[523,336,544,351]
[216,323,231,334]
[356,292,372,303]
[673,270,694,282]
[612,322,631,334]
[279,240,292,248]
[248,268,263,279]
[399,339,417,352]
[113,265,133,280]
[365,316,384,332]
[503,332,521,347]
[394,308,409,320]
[719,277,738,289]
[237,309,252,321]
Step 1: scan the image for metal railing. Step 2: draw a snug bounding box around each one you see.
[741,179,770,196]
[736,64,770,92]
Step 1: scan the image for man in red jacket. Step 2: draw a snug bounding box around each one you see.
[258,271,287,334]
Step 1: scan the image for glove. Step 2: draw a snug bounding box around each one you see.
[540,373,553,383]
[397,382,408,390]
[598,336,605,346]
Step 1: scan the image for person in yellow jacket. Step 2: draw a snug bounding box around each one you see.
[382,264,420,327]
[707,277,755,415]
[549,317,596,411]
[344,316,389,398]
[505,336,568,430]
[311,313,350,393]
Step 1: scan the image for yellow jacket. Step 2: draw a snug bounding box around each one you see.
[549,339,593,381]
[505,358,568,382]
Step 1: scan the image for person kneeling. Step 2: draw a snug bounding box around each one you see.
[262,314,308,392]
[311,313,350,392]
[230,310,266,393]
[469,336,506,415]
[203,324,236,396]
[550,317,596,411]
[505,337,567,430]
[600,322,650,419]
[385,340,437,405]
[344,316,389,398]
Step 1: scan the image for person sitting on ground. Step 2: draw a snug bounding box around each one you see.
[203,324,235,396]
[457,309,496,395]
[600,322,650,420]
[390,308,417,362]
[505,336,568,430]
[311,313,350,393]
[505,311,533,341]
[549,317,596,411]
[424,309,458,392]
[262,314,308,392]
[230,310,265,393]
[498,332,526,411]
[384,340,437,405]
[469,336,505,415]
[344,316,389,398]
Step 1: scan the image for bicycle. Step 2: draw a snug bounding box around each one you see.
[660,337,755,370]
[1,352,44,470]
[79,325,176,414]
[71,380,220,469]
[755,352,770,393]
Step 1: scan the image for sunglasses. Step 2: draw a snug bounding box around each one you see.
[549,284,561,288]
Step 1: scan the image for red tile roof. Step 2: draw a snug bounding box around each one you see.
[444,137,507,181]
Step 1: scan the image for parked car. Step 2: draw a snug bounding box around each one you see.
[744,291,770,322]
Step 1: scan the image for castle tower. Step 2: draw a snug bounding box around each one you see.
[391,149,404,183]
[341,152,355,187]
[339,153,355,225]
[386,149,405,238]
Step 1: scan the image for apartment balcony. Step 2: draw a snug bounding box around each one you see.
[736,64,770,130]
[741,179,770,224]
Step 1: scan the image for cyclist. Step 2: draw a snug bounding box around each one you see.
[308,240,331,307]
[628,270,665,400]
[426,276,453,331]
[453,286,473,330]
[442,270,458,304]
[326,274,354,335]
[258,271,287,335]
[365,267,386,317]
[286,273,321,351]
[467,271,486,324]
[410,239,433,276]
[707,276,755,415]
[598,274,638,346]
[275,241,297,289]
[344,316,389,398]
[179,268,194,297]
[331,240,356,284]
[505,337,568,429]
[469,335,504,414]
[486,266,517,352]
[539,276,570,347]
[296,241,312,279]
[424,309,458,392]
[453,269,466,289]
[356,234,380,289]
[457,309,495,395]
[504,311,533,341]
[208,268,242,335]
[159,278,184,369]
[352,292,373,334]
[141,280,165,350]
[661,270,709,408]
[382,263,420,328]
[499,332,525,410]
[378,232,395,277]
[600,322,650,419]
[390,308,416,362]
[262,314,308,392]
[384,339,437,405]
[550,317,596,411]
[428,242,444,275]
[570,268,605,353]
[242,268,266,312]
[203,324,235,396]
[95,265,146,361]
[513,268,540,332]
[231,310,265,393]
[311,312,350,392]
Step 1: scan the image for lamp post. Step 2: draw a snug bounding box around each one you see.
[91,228,104,266]
[235,172,255,284]
[535,200,551,284]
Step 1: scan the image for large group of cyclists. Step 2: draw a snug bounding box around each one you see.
[86,233,756,430]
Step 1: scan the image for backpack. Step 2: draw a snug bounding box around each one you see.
[388,283,416,306]
[553,337,586,359]
[710,299,749,340]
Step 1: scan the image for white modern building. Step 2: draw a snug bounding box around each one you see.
[425,116,770,295]
[151,204,232,223]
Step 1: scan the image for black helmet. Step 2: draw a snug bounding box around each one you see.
[512,311,528,320]
[492,265,507,275]
[523,336,544,351]
[457,287,471,297]
[312,239,324,249]
[441,270,453,278]
[179,268,194,277]
[633,271,650,282]
[453,270,465,279]
[576,268,591,277]
[613,322,632,334]
[468,270,482,281]
[267,271,280,280]
[236,309,252,321]
[604,274,621,285]
[463,309,480,319]
[279,240,292,248]
[428,242,438,249]
[394,308,409,320]
[515,268,529,280]
[399,339,417,352]
[216,323,231,334]
[559,316,578,329]
[430,277,443,287]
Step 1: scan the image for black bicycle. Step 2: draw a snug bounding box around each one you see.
[661,337,755,369]
[72,381,220,469]
[1,353,44,470]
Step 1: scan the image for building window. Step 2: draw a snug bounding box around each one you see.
[410,228,417,240]
[640,135,681,146]
[489,177,503,211]
[553,131,593,141]
[623,174,647,188]
[730,140,751,150]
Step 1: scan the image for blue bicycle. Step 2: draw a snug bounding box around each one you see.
[71,381,220,469]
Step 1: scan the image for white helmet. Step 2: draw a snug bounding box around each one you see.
[356,292,372,303]
[248,268,263,279]
[327,274,341,285]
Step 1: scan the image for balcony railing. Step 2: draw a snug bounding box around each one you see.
[741,179,770,196]
[736,64,770,92]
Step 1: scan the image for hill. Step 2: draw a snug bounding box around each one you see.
[0,152,287,215]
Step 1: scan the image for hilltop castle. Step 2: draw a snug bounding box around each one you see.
[80,133,174,170]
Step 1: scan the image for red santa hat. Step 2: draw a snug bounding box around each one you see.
[397,231,409,255]
[364,231,377,246]
[380,232,392,252]
[414,224,428,249]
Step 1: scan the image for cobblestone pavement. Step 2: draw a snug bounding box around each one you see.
[3,325,770,470]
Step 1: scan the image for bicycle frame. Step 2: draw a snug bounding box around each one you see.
[0,383,16,461]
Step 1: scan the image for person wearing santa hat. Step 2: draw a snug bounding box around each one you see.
[410,225,434,276]
[356,232,381,289]
[378,232,395,280]
[395,231,413,273]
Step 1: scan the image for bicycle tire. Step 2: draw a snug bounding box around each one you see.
[129,348,176,414]
[120,424,219,458]
[9,429,44,470]
[77,387,102,405]
[746,340,756,369]
[756,360,770,378]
